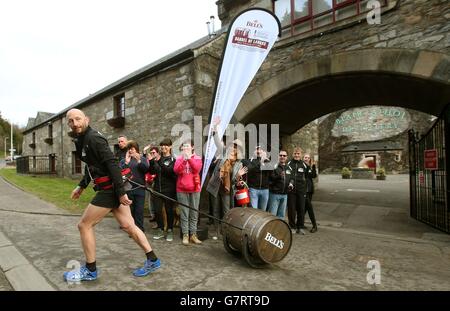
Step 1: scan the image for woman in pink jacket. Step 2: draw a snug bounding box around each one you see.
[174,139,203,245]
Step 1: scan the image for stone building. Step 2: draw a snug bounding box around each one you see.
[22,0,450,180]
[318,106,435,173]
[22,36,226,177]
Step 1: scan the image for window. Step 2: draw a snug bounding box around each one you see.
[314,0,332,15]
[72,151,82,174]
[293,0,310,20]
[45,123,53,144]
[29,132,36,148]
[108,93,126,128]
[114,93,125,118]
[48,123,53,138]
[275,0,291,27]
[273,0,388,36]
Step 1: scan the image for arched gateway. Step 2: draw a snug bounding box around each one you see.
[235,48,450,134]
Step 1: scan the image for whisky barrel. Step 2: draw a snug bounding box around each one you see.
[222,207,292,268]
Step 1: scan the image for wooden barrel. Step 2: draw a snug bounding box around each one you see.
[222,207,292,267]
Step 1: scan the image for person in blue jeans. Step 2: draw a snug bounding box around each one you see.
[242,145,272,211]
[120,140,149,232]
[268,150,290,218]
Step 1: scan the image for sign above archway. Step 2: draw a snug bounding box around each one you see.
[332,106,411,142]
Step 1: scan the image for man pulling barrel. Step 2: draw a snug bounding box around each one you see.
[63,109,161,282]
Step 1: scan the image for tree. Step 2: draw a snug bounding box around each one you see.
[0,111,24,157]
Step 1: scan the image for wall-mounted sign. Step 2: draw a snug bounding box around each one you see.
[424,149,438,170]
[332,106,410,141]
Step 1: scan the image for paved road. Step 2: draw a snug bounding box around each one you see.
[0,161,13,291]
[0,174,450,291]
[313,174,438,238]
[0,269,12,291]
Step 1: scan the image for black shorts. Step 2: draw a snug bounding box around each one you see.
[90,189,120,209]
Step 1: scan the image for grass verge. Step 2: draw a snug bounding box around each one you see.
[0,167,94,213]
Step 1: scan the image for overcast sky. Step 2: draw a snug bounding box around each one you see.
[0,0,220,127]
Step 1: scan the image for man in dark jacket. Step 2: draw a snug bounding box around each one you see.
[63,109,160,282]
[242,145,272,211]
[303,153,318,233]
[115,135,128,162]
[287,147,307,234]
[268,150,290,218]
[148,138,177,242]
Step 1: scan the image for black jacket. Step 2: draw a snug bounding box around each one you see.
[149,155,177,198]
[74,126,125,198]
[287,159,307,194]
[269,163,290,194]
[120,157,149,196]
[305,164,317,194]
[115,148,127,163]
[243,157,272,189]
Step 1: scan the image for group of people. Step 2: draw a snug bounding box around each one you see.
[116,136,204,246]
[63,109,318,283]
[207,119,318,236]
[208,144,318,235]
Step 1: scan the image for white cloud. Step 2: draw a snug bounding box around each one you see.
[0,0,220,127]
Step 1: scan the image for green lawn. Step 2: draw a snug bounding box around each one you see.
[0,167,94,213]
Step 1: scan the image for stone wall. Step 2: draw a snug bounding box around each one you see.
[192,39,224,141]
[282,120,319,160]
[217,0,271,27]
[244,0,449,95]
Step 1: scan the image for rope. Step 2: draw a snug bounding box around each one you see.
[0,175,245,230]
[126,178,244,231]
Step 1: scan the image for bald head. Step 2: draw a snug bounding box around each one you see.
[67,109,89,135]
[67,109,86,118]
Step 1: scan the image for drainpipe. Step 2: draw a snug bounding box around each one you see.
[61,119,64,177]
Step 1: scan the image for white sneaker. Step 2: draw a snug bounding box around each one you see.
[296,228,306,235]
[166,230,173,242]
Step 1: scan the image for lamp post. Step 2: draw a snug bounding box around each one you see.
[10,121,14,160]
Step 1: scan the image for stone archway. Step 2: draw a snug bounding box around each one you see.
[235,48,450,134]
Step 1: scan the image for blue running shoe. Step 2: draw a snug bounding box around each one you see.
[63,265,98,283]
[133,258,161,277]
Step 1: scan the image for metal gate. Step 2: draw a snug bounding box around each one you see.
[409,107,450,233]
[16,155,57,175]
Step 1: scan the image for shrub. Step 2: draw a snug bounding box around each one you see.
[376,168,386,176]
[341,167,351,177]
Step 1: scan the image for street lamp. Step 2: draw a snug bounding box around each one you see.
[10,121,14,160]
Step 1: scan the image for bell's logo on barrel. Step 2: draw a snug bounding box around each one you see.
[264,232,284,249]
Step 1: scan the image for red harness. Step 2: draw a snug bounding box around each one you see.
[93,168,132,191]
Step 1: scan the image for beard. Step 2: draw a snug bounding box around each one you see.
[68,124,88,137]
